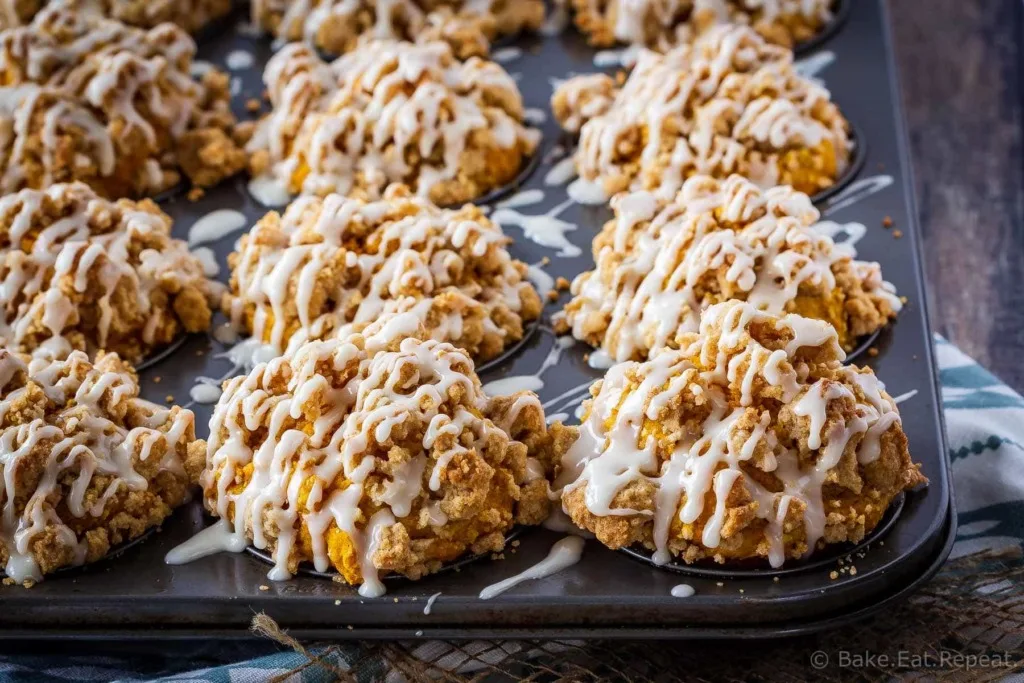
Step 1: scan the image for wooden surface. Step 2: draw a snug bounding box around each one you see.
[889,0,1024,391]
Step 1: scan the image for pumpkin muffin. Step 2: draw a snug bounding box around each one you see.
[557,300,925,567]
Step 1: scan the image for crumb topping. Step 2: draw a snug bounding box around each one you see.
[553,25,850,200]
[252,0,544,59]
[570,0,833,50]
[0,182,220,363]
[556,300,926,567]
[557,175,901,360]
[225,187,542,362]
[246,39,540,207]
[0,7,246,197]
[0,348,203,583]
[201,314,572,591]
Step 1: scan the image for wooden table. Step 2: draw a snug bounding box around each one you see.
[890,0,1024,391]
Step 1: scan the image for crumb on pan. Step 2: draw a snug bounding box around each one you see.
[555,299,926,567]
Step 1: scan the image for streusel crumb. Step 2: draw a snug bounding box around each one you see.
[557,175,900,361]
[0,348,204,583]
[246,39,539,207]
[556,300,926,566]
[225,186,541,362]
[0,183,220,363]
[200,314,572,590]
[553,25,851,200]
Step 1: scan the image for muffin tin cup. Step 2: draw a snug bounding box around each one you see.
[0,0,953,641]
[618,492,906,580]
[0,527,156,582]
[811,122,868,205]
[135,334,190,372]
[244,528,525,582]
[794,0,853,55]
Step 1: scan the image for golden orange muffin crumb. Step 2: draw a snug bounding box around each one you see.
[0,7,246,198]
[552,25,851,201]
[224,187,541,363]
[200,314,573,593]
[0,348,204,583]
[569,0,832,51]
[556,175,900,360]
[0,182,220,364]
[556,300,926,567]
[251,0,543,59]
[246,39,539,208]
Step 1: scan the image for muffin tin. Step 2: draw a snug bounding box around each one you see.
[0,0,954,640]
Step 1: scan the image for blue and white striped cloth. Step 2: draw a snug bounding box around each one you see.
[2,336,1022,683]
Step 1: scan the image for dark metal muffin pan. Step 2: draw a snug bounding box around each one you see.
[0,0,953,640]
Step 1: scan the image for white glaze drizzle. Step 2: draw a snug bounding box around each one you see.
[822,176,895,217]
[492,199,582,258]
[423,591,442,614]
[482,335,574,396]
[478,535,585,599]
[187,209,248,247]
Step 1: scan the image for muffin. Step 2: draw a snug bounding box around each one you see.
[0,348,204,584]
[570,0,833,51]
[200,315,574,593]
[0,183,219,364]
[557,300,926,567]
[53,0,234,32]
[555,175,900,361]
[0,7,246,198]
[224,186,542,362]
[244,38,540,207]
[552,25,851,201]
[251,0,544,59]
